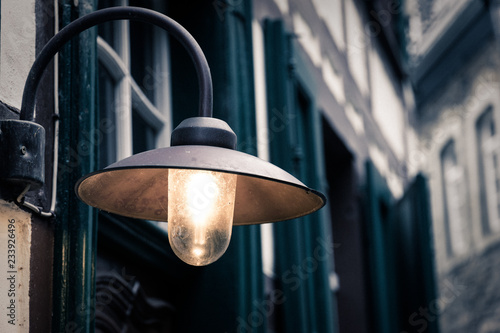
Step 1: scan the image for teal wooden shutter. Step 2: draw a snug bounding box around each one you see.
[393,174,440,333]
[224,2,264,328]
[364,161,440,333]
[364,161,398,332]
[264,19,336,333]
[54,1,98,332]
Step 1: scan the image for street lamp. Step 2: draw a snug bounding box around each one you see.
[2,7,326,266]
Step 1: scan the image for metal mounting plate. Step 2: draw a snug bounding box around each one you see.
[0,120,45,189]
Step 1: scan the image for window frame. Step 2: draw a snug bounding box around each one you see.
[476,106,500,235]
[440,139,469,257]
[96,17,172,163]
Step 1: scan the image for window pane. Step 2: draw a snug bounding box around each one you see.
[130,21,155,102]
[132,109,157,154]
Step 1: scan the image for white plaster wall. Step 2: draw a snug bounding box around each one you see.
[312,0,344,51]
[369,46,405,160]
[293,13,322,68]
[345,0,369,96]
[321,58,345,105]
[0,0,37,109]
[273,0,289,15]
[368,142,403,198]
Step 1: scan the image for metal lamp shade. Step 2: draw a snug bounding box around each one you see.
[75,145,326,225]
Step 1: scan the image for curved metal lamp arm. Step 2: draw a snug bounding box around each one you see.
[20,6,213,121]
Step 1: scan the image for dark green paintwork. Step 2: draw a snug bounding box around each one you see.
[264,19,336,333]
[53,1,98,332]
[364,161,440,332]
[364,161,397,332]
[224,3,265,331]
[392,174,440,333]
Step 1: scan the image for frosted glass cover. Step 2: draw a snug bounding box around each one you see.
[167,169,237,266]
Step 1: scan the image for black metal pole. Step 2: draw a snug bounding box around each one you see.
[20,6,213,121]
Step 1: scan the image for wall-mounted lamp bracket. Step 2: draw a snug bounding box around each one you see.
[0,119,45,188]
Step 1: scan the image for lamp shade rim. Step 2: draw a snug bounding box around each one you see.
[75,145,326,224]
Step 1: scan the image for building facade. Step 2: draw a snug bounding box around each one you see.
[0,0,445,332]
[403,0,500,331]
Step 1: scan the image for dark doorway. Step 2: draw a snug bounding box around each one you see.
[322,117,370,333]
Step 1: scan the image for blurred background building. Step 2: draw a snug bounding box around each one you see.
[403,0,500,331]
[0,0,498,332]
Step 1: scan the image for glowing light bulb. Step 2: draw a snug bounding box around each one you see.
[167,169,237,266]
